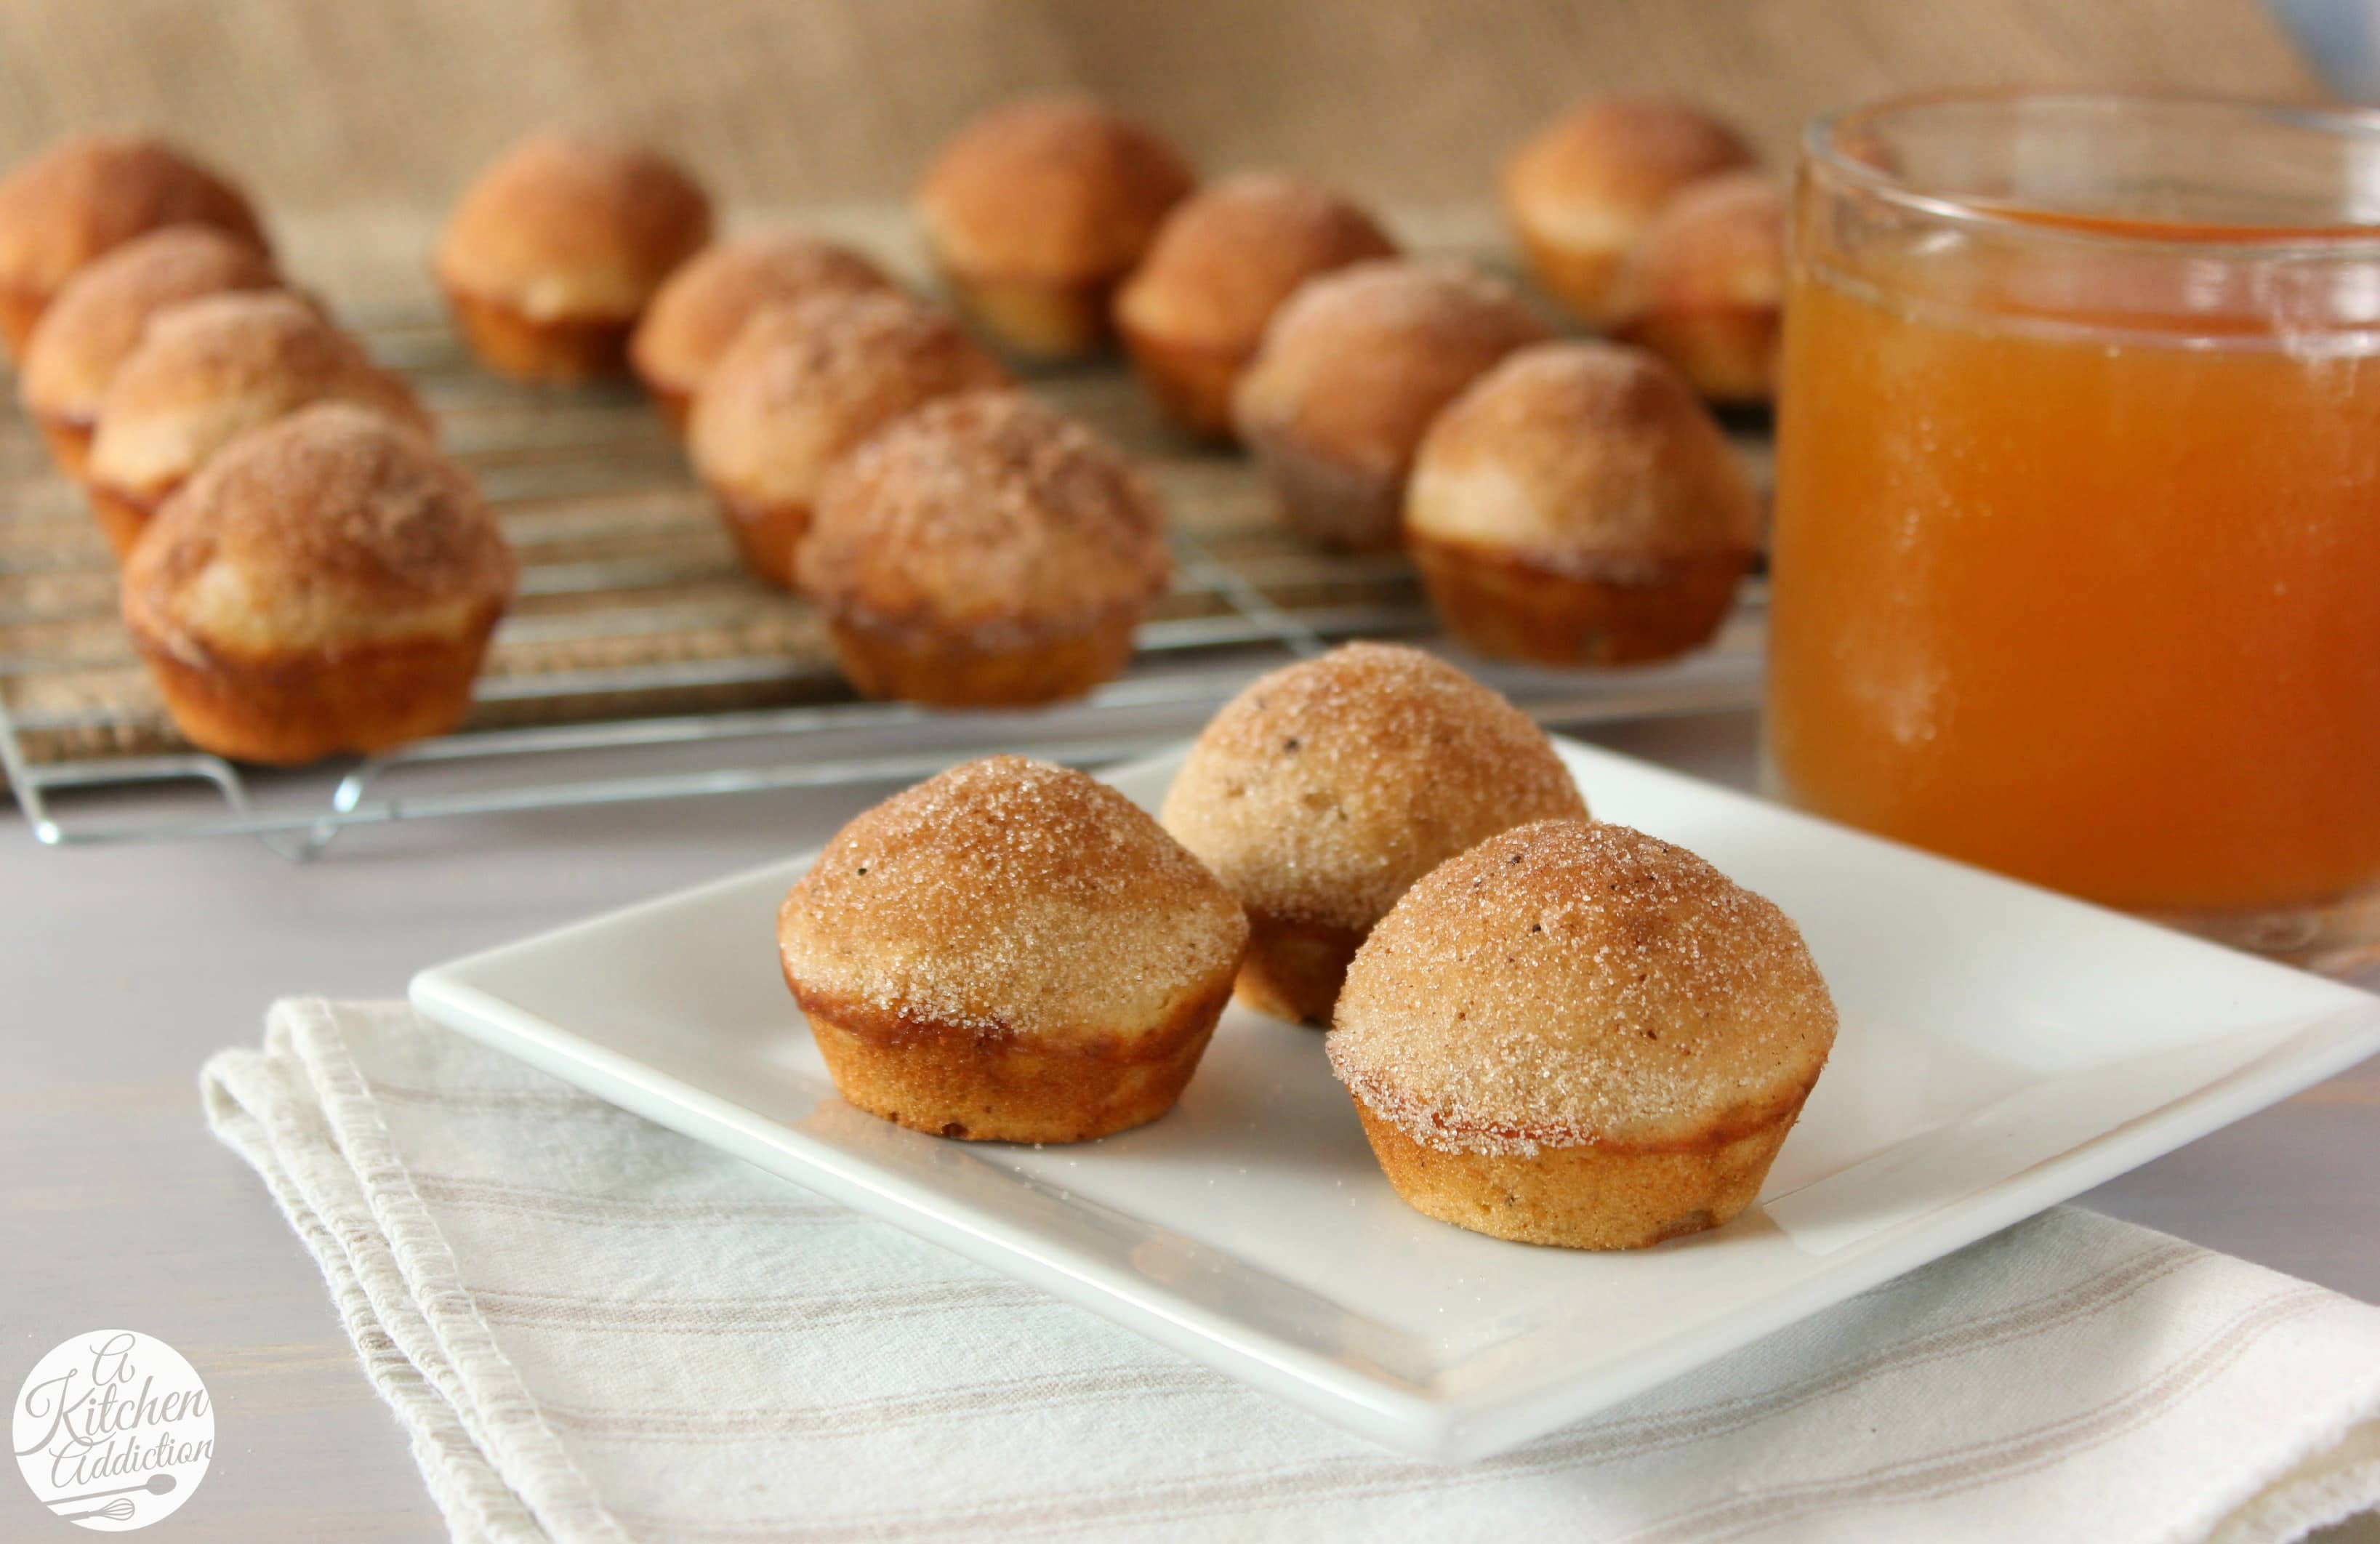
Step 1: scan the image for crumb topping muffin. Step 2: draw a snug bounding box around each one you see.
[1115,172,1397,437]
[915,97,1195,357]
[687,289,1010,589]
[1609,170,1785,403]
[1160,642,1585,1023]
[121,403,514,763]
[1231,259,1546,550]
[0,132,266,355]
[629,232,895,427]
[435,131,712,381]
[1330,819,1836,1247]
[800,392,1170,706]
[84,291,429,558]
[1500,97,1755,328]
[779,754,1248,1142]
[17,225,280,475]
[1407,340,1758,665]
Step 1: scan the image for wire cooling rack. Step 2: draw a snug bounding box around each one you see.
[0,302,1766,860]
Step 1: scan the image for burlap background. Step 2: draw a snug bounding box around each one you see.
[0,0,2320,224]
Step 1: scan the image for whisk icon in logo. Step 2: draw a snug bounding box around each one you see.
[14,1331,212,1531]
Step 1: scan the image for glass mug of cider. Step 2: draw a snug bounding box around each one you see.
[1767,92,2380,970]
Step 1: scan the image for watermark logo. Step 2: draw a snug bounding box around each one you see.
[14,1332,212,1531]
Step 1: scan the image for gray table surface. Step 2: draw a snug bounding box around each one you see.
[2,709,2375,1543]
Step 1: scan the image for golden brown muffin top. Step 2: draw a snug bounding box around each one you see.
[1500,97,1755,249]
[629,232,894,397]
[915,97,1195,284]
[433,132,712,322]
[779,755,1248,1047]
[802,392,1171,636]
[1330,819,1836,1154]
[0,132,266,305]
[1160,643,1587,933]
[89,291,430,500]
[18,225,279,423]
[686,290,1010,507]
[121,403,514,659]
[1610,170,1785,318]
[1407,342,1759,575]
[1230,260,1547,476]
[1114,172,1397,354]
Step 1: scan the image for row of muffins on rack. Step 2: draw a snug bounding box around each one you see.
[779,642,1838,1251]
[421,95,1778,403]
[0,95,1770,763]
[425,97,1768,669]
[432,130,1186,708]
[0,96,1780,396]
[0,129,1175,747]
[0,136,516,762]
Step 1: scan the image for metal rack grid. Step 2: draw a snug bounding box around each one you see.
[0,303,1766,860]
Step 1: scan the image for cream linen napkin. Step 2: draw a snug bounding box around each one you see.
[201,997,2380,1544]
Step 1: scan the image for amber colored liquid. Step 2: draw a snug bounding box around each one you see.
[1767,264,2380,913]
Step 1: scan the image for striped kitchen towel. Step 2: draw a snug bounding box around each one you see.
[201,998,2380,1544]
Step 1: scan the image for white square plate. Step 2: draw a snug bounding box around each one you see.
[409,740,2380,1461]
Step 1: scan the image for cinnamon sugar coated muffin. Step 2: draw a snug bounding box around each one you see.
[779,755,1249,1143]
[1160,643,1587,1025]
[1231,260,1546,552]
[1329,820,1836,1249]
[17,225,280,478]
[0,132,266,357]
[435,132,712,382]
[86,291,430,560]
[121,403,515,764]
[1407,341,1758,665]
[1500,97,1755,329]
[1114,172,1397,438]
[799,393,1172,707]
[630,232,894,431]
[1609,171,1785,404]
[686,290,1010,590]
[916,97,1195,358]
[86,289,430,559]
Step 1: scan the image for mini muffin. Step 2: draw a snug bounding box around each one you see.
[1609,171,1785,405]
[800,393,1171,707]
[1500,98,1755,329]
[0,132,267,357]
[1407,341,1758,666]
[120,403,515,764]
[84,291,431,560]
[1330,819,1836,1250]
[629,232,895,432]
[434,132,712,383]
[779,755,1249,1143]
[916,97,1195,358]
[1160,642,1587,1025]
[686,291,1010,590]
[1231,260,1546,551]
[1114,173,1397,438]
[17,225,280,478]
